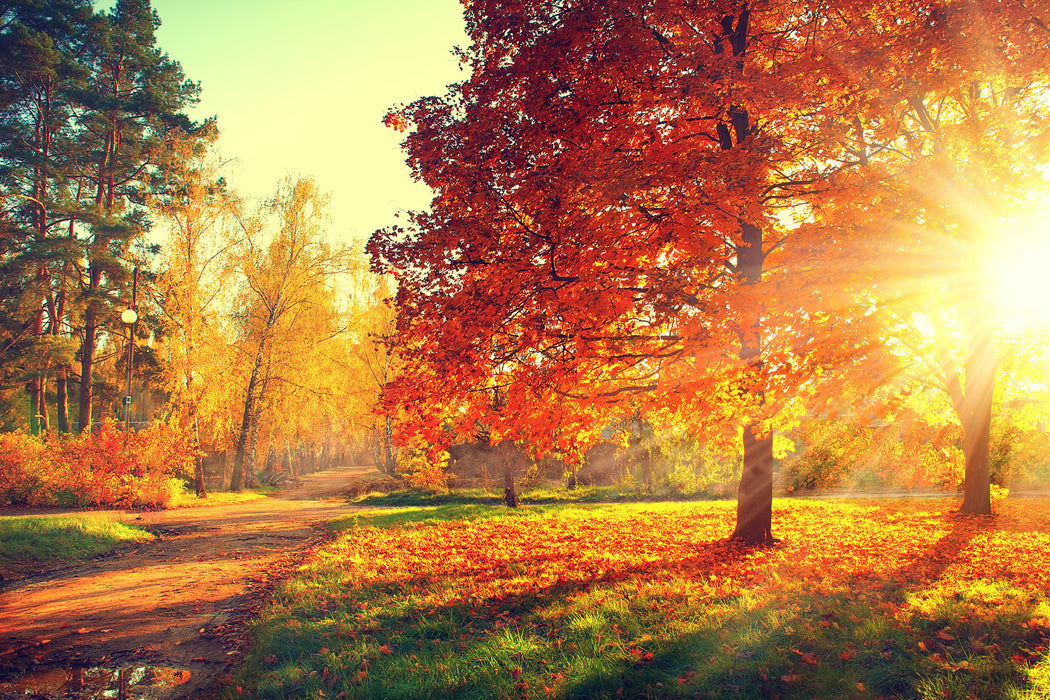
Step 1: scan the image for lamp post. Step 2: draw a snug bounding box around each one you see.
[121,268,138,431]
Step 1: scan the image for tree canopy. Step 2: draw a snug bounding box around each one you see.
[370,0,1050,540]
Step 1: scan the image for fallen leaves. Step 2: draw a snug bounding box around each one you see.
[237,497,1050,698]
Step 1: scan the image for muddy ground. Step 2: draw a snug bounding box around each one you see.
[0,465,368,699]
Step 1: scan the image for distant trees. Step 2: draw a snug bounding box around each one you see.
[226,177,356,491]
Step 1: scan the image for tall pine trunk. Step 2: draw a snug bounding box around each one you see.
[77,302,98,433]
[55,366,69,433]
[52,285,68,432]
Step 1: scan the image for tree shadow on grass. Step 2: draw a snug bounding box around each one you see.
[232,505,1050,700]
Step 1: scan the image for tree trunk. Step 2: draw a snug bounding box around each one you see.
[231,343,265,490]
[77,305,98,433]
[192,414,206,498]
[53,249,71,433]
[733,423,775,543]
[280,447,290,478]
[27,377,41,435]
[730,218,774,544]
[383,416,396,476]
[245,409,261,488]
[56,366,69,433]
[958,302,994,514]
[503,458,518,508]
[38,376,49,432]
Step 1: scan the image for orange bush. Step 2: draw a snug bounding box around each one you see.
[0,432,47,506]
[0,423,196,509]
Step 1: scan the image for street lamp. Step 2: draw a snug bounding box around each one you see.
[122,268,138,431]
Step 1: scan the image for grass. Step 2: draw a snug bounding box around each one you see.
[347,483,722,509]
[216,496,1050,699]
[168,484,276,508]
[0,514,154,575]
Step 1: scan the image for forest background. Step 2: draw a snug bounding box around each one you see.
[1,0,1049,538]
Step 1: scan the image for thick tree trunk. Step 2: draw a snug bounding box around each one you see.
[503,455,518,508]
[731,219,774,544]
[27,378,41,435]
[958,305,994,514]
[733,423,775,543]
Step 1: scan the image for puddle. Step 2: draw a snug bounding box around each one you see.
[0,665,191,699]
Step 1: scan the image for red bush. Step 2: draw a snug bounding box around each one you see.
[0,423,197,509]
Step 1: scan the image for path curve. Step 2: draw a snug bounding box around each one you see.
[0,465,367,699]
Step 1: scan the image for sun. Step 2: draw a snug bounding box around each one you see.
[988,205,1050,332]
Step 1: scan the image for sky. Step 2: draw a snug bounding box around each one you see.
[138,0,470,245]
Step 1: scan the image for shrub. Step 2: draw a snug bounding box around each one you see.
[0,423,196,509]
[0,432,46,506]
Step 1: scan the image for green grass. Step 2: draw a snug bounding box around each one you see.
[349,484,716,509]
[216,498,1050,699]
[0,514,154,573]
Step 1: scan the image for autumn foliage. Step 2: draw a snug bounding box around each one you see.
[370,0,1050,538]
[227,497,1050,698]
[0,424,196,509]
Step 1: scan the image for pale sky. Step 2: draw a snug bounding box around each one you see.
[142,0,469,245]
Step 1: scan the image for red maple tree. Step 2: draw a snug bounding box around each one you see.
[370,0,1050,537]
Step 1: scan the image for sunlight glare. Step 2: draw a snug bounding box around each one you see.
[989,210,1050,331]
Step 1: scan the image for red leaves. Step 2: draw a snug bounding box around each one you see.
[793,649,819,666]
[382,110,410,133]
[0,424,196,508]
[628,643,655,666]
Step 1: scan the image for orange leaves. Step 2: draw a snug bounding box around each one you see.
[338,496,1050,656]
[0,424,195,508]
[382,109,410,133]
[795,650,819,666]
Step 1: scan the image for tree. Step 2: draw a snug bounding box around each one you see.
[227,177,353,490]
[0,0,92,433]
[370,0,894,542]
[71,0,200,432]
[810,0,1050,514]
[152,123,234,496]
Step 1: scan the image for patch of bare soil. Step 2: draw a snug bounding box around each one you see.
[0,465,370,699]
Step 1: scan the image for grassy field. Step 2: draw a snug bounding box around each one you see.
[218,495,1050,699]
[0,514,154,576]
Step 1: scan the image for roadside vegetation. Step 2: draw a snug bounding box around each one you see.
[218,496,1050,699]
[0,515,154,579]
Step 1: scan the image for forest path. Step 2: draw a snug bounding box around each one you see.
[0,464,370,699]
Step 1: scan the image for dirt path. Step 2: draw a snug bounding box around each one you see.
[0,465,369,699]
